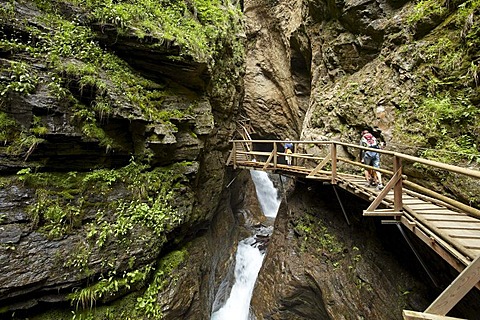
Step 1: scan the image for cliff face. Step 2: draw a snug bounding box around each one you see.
[252,183,432,319]
[2,0,480,318]
[0,0,244,318]
[244,0,480,318]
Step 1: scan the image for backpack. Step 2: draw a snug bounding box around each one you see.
[364,133,379,149]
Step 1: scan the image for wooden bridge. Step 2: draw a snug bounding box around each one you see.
[226,139,480,320]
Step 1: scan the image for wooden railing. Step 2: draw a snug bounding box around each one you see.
[228,139,480,319]
[227,139,480,219]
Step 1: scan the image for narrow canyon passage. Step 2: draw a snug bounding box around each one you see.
[211,170,280,319]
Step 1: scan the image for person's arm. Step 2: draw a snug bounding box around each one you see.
[359,139,365,162]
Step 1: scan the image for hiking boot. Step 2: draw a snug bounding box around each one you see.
[376,184,384,190]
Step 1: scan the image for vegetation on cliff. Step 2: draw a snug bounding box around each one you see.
[0,0,243,153]
[305,0,480,205]
[400,0,480,164]
[0,0,244,318]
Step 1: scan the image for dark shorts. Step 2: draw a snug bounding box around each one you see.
[364,152,380,168]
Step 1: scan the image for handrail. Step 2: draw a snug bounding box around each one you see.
[229,139,480,219]
[228,139,480,317]
[231,140,480,179]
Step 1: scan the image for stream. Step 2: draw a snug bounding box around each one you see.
[211,170,281,320]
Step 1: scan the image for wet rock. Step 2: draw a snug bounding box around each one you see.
[0,0,243,316]
[251,183,432,319]
[0,224,22,244]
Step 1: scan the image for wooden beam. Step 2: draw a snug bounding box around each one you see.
[226,150,233,166]
[363,210,403,217]
[403,310,466,320]
[331,143,337,184]
[425,254,480,315]
[308,154,331,177]
[262,151,274,170]
[382,220,402,225]
[232,142,237,169]
[364,168,402,213]
[273,142,278,169]
[393,156,403,212]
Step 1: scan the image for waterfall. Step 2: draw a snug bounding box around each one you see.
[249,170,281,218]
[211,238,264,320]
[211,170,281,320]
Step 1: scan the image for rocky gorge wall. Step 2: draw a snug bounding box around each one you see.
[0,0,246,318]
[242,0,480,318]
[1,0,480,319]
[243,0,480,204]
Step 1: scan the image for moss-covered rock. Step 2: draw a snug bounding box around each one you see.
[0,0,245,317]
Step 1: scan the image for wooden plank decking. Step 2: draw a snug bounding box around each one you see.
[228,139,480,319]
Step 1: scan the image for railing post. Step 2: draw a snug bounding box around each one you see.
[232,141,237,169]
[331,143,337,184]
[393,155,403,212]
[293,143,297,166]
[273,142,278,169]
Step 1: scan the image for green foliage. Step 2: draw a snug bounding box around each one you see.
[1,0,244,154]
[63,243,92,275]
[6,133,44,158]
[69,249,186,319]
[413,94,480,163]
[134,249,186,318]
[422,36,465,73]
[416,95,478,131]
[17,159,190,245]
[293,212,344,257]
[0,112,18,143]
[67,0,240,62]
[31,116,48,136]
[69,265,153,311]
[32,194,81,239]
[0,1,15,20]
[397,0,480,168]
[0,61,39,96]
[407,0,448,25]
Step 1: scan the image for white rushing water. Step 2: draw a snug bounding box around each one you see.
[211,238,264,320]
[211,170,281,320]
[249,170,281,218]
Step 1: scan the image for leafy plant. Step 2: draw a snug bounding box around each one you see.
[407,0,448,25]
[135,249,186,318]
[69,265,153,310]
[0,112,18,143]
[0,61,38,96]
[293,212,344,256]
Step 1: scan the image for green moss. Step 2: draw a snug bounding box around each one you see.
[69,264,153,311]
[134,248,187,319]
[68,248,187,319]
[395,0,480,168]
[65,0,241,62]
[0,112,18,143]
[407,0,448,25]
[17,159,191,243]
[293,212,344,257]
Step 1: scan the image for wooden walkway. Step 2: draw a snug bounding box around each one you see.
[226,140,480,320]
